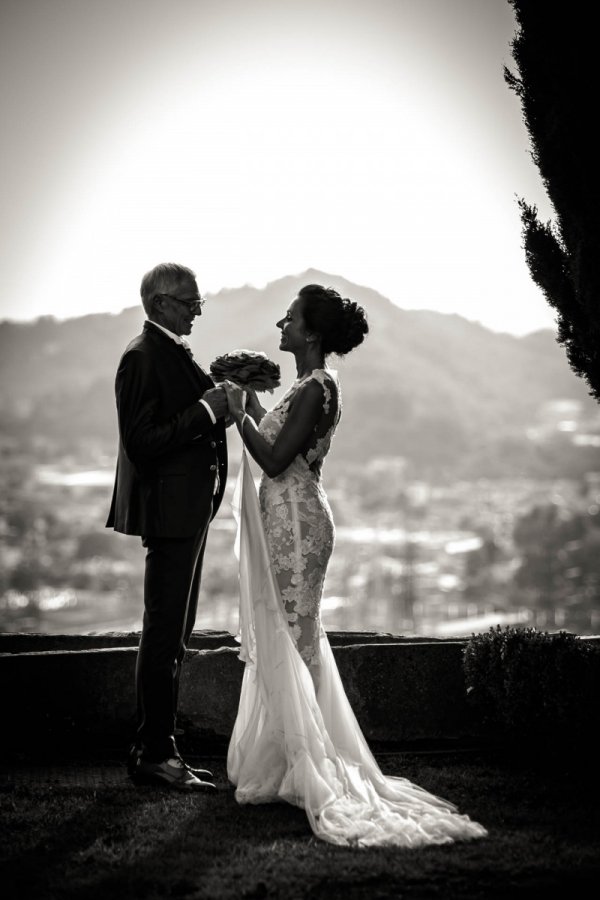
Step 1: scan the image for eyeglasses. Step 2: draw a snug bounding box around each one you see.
[154,292,205,313]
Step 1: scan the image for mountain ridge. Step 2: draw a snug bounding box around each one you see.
[0,269,594,475]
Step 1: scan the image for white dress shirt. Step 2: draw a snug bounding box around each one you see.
[147,320,217,425]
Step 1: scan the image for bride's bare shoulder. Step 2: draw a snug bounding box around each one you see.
[287,373,339,421]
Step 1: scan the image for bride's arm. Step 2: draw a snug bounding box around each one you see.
[245,387,267,424]
[224,381,323,478]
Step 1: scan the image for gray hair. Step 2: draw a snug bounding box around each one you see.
[140,263,197,316]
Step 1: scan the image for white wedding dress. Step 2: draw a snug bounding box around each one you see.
[227,369,487,847]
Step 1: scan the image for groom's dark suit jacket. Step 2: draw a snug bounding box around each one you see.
[106,322,227,538]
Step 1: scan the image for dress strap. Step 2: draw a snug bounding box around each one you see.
[297,369,338,415]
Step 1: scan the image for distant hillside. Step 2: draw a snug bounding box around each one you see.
[0,269,596,476]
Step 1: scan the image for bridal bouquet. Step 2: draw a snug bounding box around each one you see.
[209,349,281,393]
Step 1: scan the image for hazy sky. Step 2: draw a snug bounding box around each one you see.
[0,0,556,334]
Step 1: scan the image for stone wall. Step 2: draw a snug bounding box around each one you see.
[2,630,598,760]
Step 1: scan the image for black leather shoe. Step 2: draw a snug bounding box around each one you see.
[131,756,216,791]
[175,755,214,780]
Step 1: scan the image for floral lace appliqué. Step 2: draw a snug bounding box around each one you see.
[258,369,341,673]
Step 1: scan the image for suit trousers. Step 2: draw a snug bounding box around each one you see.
[136,502,212,761]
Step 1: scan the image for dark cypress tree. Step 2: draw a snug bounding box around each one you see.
[505,1,600,400]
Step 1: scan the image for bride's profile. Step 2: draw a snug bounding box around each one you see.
[222,283,487,847]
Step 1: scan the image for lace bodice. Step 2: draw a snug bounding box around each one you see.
[258,368,340,473]
[257,369,340,673]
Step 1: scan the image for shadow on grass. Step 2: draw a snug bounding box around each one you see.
[2,753,599,899]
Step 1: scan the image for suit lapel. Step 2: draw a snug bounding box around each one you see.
[189,356,215,390]
[144,322,212,394]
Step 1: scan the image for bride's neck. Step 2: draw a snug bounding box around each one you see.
[295,345,325,378]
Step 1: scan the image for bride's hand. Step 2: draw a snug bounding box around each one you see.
[245,387,261,416]
[222,381,246,422]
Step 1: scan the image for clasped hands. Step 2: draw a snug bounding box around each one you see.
[222,381,255,424]
[202,382,256,424]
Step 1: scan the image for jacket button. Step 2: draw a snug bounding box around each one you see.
[210,441,216,448]
[210,464,217,471]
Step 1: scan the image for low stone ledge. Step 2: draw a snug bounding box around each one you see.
[1,637,482,758]
[177,641,474,746]
[0,630,239,654]
[179,647,243,741]
[4,632,597,760]
[332,641,472,743]
[0,629,452,655]
[2,647,138,756]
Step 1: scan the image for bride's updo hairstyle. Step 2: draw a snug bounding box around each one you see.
[298,284,368,357]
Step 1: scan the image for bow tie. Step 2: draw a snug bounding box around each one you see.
[179,339,194,358]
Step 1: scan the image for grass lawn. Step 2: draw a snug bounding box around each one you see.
[1,750,598,899]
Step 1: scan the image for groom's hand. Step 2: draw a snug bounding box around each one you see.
[202,386,229,419]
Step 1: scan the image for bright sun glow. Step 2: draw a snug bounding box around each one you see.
[2,0,556,335]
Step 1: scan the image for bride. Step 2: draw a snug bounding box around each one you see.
[222,284,487,847]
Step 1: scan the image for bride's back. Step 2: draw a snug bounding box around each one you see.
[293,368,341,475]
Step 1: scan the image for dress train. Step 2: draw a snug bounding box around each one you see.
[226,449,487,847]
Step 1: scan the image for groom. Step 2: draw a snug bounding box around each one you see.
[107,262,228,791]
